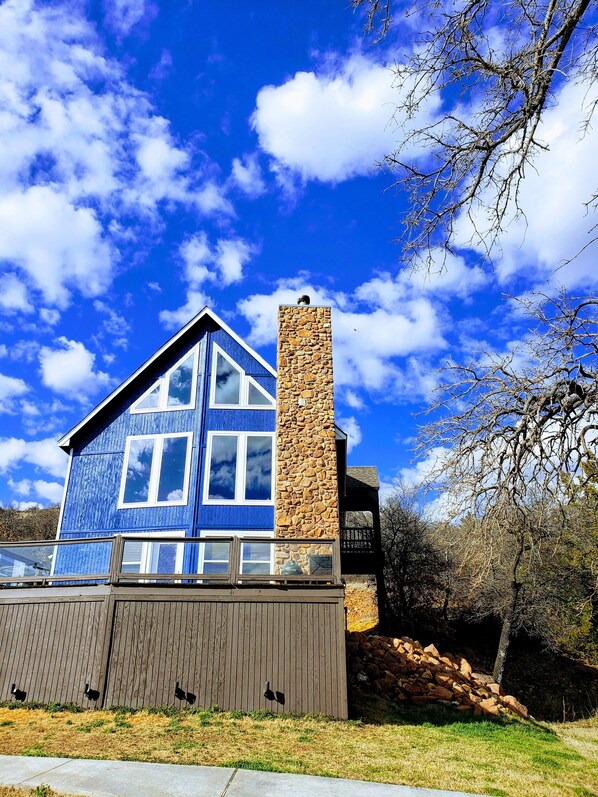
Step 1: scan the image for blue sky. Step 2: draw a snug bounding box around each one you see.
[0,0,597,509]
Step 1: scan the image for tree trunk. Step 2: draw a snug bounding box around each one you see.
[492,589,516,684]
[493,555,523,684]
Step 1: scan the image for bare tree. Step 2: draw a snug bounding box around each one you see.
[380,487,449,634]
[417,294,598,681]
[0,506,60,542]
[353,0,597,266]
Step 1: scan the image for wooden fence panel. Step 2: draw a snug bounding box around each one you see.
[0,596,107,705]
[0,587,347,718]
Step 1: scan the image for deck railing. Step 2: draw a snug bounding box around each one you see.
[0,535,341,588]
[340,526,379,554]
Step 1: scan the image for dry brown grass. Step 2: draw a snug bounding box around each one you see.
[0,702,596,797]
[0,788,69,797]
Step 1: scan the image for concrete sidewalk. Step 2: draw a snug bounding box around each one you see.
[0,755,489,797]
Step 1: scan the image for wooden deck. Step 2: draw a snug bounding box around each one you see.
[0,536,348,718]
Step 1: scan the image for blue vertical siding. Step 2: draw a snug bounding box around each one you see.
[59,321,278,549]
[60,332,207,537]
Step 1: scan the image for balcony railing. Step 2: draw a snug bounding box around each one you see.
[0,535,341,589]
[340,526,379,555]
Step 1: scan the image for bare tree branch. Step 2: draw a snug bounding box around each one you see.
[353,0,598,266]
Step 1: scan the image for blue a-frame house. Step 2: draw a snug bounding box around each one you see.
[0,303,387,716]
[56,308,279,575]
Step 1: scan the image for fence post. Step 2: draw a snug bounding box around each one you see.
[108,535,124,585]
[333,537,342,585]
[229,536,240,585]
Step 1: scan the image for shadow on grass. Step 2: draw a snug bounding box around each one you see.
[349,688,557,739]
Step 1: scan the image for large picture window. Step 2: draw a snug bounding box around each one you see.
[119,433,192,508]
[131,347,198,413]
[204,432,274,504]
[199,531,274,575]
[210,345,275,409]
[121,533,185,574]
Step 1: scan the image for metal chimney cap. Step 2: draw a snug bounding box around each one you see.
[297,295,310,305]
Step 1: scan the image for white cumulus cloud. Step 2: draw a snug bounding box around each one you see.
[39,337,112,398]
[0,186,113,307]
[160,234,257,329]
[230,154,266,197]
[237,277,446,402]
[0,436,68,479]
[0,373,29,414]
[253,54,440,183]
[337,416,362,454]
[8,477,64,504]
[0,273,33,314]
[454,79,598,290]
[0,0,232,311]
[103,0,153,35]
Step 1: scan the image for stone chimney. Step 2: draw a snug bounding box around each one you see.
[275,305,339,539]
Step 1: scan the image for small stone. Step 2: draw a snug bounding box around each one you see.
[478,697,501,716]
[459,658,473,678]
[501,695,529,718]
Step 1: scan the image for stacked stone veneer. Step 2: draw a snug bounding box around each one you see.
[275,305,339,541]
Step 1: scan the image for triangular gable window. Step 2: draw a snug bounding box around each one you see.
[131,347,198,414]
[210,345,275,409]
[135,383,160,411]
[214,350,242,405]
[167,352,195,407]
[247,378,275,407]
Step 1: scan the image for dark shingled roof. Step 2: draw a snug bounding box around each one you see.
[346,466,379,491]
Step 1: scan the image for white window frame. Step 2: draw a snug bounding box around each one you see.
[118,432,193,509]
[203,431,275,505]
[209,344,275,410]
[121,531,186,575]
[198,529,274,575]
[131,345,199,414]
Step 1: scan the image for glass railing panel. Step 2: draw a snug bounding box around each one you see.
[234,539,336,580]
[0,544,54,580]
[52,540,112,577]
[0,539,112,583]
[119,537,232,581]
[0,535,339,586]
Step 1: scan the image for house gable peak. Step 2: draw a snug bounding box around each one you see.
[56,307,276,451]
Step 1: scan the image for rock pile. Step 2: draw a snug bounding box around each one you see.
[346,632,529,719]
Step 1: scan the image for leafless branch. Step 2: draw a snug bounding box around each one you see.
[354,0,597,266]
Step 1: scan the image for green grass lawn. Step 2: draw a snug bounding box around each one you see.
[0,696,596,797]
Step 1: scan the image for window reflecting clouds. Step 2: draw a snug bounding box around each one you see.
[131,348,197,413]
[205,433,273,503]
[211,346,275,408]
[247,381,274,406]
[135,384,160,410]
[157,436,188,502]
[208,434,237,499]
[167,353,194,406]
[121,434,190,506]
[245,435,272,501]
[123,438,154,503]
[215,352,241,404]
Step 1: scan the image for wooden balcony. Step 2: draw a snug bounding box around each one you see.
[340,526,382,574]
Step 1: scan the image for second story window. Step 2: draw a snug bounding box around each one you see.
[210,345,275,409]
[204,432,274,504]
[131,347,198,413]
[118,433,192,508]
